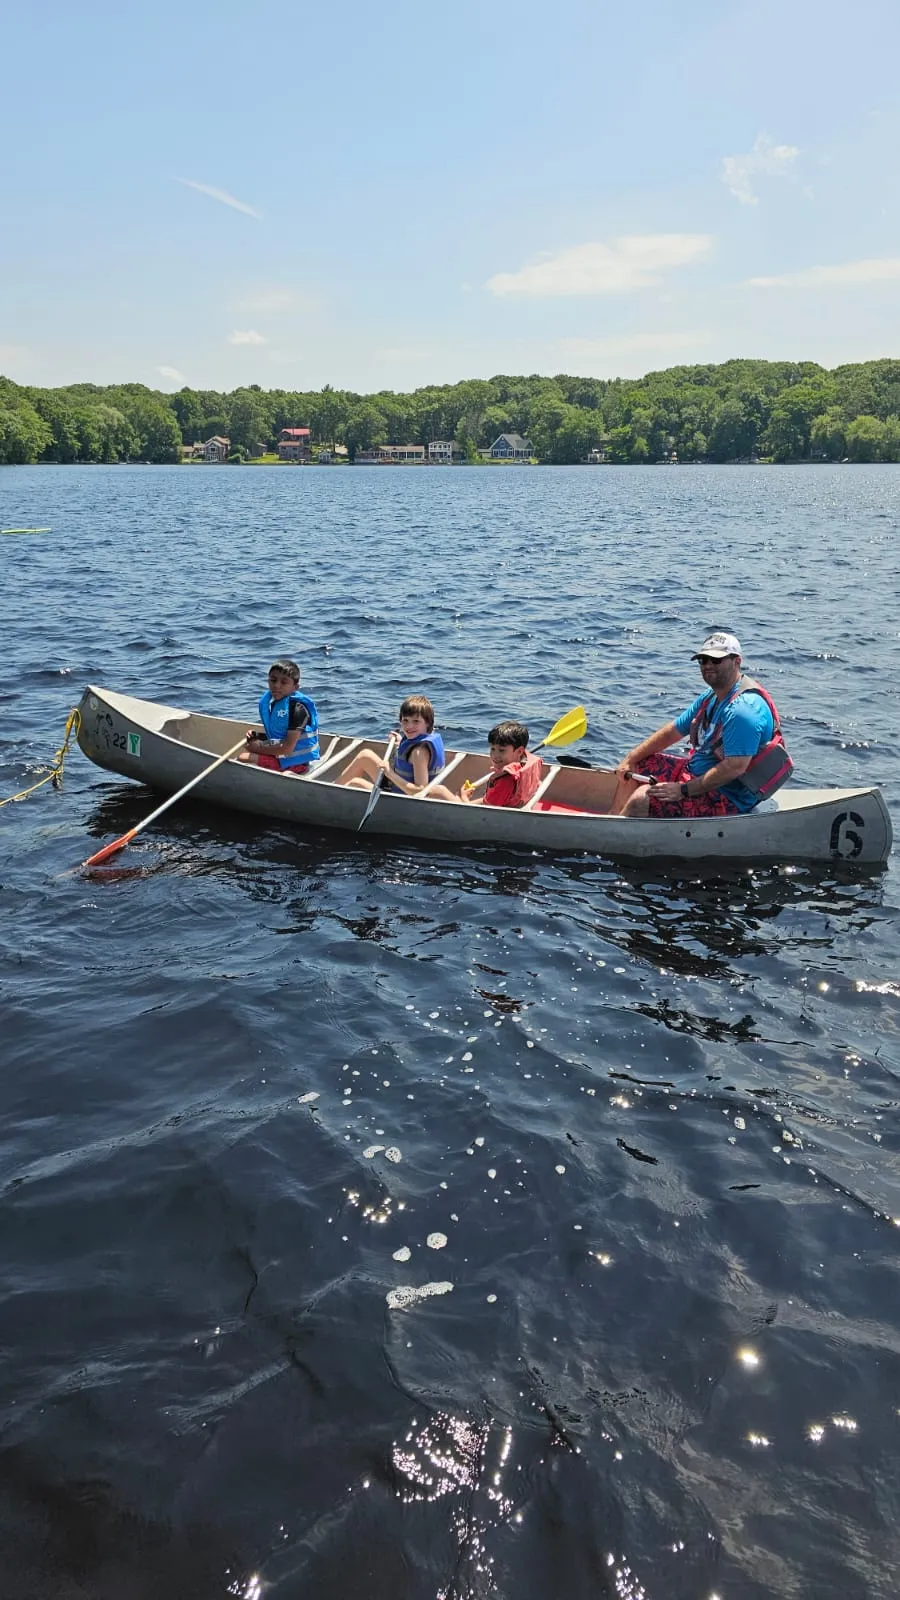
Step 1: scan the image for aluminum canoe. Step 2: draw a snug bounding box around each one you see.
[75,686,893,867]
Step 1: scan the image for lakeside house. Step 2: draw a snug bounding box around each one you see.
[481,433,532,461]
[427,440,456,463]
[316,444,348,463]
[203,436,230,463]
[585,445,608,464]
[278,427,311,463]
[356,444,427,464]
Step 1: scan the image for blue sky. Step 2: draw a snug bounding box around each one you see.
[2,0,899,393]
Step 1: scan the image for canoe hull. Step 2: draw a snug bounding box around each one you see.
[76,686,893,867]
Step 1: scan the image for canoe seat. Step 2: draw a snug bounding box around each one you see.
[533,800,604,816]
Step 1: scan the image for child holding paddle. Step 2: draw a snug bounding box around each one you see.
[429,721,542,807]
[428,708,586,807]
[339,694,446,796]
[240,660,320,774]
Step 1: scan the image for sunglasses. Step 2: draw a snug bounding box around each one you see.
[696,655,729,666]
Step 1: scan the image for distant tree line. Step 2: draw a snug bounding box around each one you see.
[2,359,900,465]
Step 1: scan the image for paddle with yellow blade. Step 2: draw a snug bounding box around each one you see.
[81,737,247,867]
[461,705,588,797]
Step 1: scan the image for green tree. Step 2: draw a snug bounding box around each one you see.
[765,380,836,461]
[125,398,183,462]
[169,388,205,443]
[607,423,649,463]
[0,398,52,463]
[845,415,886,462]
[344,402,387,458]
[92,404,138,461]
[526,395,569,460]
[880,416,900,462]
[708,398,760,461]
[479,403,517,446]
[312,384,348,448]
[809,408,847,461]
[229,390,272,456]
[31,393,81,461]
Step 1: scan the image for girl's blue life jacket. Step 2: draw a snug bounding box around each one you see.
[689,675,793,800]
[258,690,320,770]
[391,731,445,786]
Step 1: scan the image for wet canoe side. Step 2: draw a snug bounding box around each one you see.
[75,686,893,866]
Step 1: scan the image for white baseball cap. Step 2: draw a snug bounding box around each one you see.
[692,631,742,659]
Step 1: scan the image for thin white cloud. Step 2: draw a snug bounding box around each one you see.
[232,285,318,314]
[156,364,186,384]
[558,331,713,362]
[486,235,713,298]
[722,134,799,205]
[228,329,267,346]
[175,178,261,219]
[748,257,900,289]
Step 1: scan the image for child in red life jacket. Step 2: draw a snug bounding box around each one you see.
[429,721,543,808]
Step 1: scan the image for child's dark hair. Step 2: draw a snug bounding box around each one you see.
[269,659,300,683]
[488,720,529,749]
[400,694,435,731]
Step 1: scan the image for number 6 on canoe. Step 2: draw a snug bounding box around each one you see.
[462,705,588,795]
[81,737,248,867]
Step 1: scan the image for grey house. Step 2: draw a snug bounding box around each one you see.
[484,433,532,460]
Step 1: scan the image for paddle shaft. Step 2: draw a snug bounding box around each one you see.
[82,736,247,866]
[357,732,400,830]
[555,754,657,785]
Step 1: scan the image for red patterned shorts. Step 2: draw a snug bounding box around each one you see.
[255,753,308,775]
[633,754,739,819]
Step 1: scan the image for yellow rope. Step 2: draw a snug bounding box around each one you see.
[0,706,82,808]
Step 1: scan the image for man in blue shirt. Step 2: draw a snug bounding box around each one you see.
[612,631,785,819]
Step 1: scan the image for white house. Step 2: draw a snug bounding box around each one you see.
[427,440,455,464]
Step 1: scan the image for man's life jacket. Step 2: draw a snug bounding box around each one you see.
[484,749,544,808]
[689,675,793,800]
[258,690,320,770]
[391,731,445,784]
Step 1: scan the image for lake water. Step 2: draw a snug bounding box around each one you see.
[1,463,899,1599]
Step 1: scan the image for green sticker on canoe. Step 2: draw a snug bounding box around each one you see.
[127,732,142,758]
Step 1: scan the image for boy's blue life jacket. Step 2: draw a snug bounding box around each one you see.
[391,731,445,785]
[258,690,320,770]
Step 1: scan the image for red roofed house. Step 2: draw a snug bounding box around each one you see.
[278,427,312,463]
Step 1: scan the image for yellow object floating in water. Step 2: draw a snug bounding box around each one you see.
[1,527,52,534]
